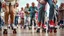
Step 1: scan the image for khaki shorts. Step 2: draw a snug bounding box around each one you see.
[5,1,15,6]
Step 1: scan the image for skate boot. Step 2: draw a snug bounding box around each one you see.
[3,25,8,34]
[42,24,47,32]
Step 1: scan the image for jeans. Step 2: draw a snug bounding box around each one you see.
[30,15,36,26]
[14,16,19,26]
[38,0,54,24]
[0,16,4,28]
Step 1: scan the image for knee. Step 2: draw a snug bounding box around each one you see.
[6,9,9,12]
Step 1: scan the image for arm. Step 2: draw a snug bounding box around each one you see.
[35,7,38,13]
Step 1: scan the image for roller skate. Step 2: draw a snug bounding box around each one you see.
[49,20,57,33]
[42,24,49,33]
[12,24,17,34]
[42,24,47,32]
[3,26,8,34]
[13,28,17,34]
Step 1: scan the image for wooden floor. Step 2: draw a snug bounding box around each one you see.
[0,26,64,36]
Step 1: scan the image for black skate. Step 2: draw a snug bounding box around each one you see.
[13,29,17,34]
[36,28,40,33]
[3,29,8,34]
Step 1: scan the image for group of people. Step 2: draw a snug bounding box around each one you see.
[0,0,64,34]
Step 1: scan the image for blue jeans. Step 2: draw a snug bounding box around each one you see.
[14,16,19,26]
[38,0,54,24]
[0,16,4,28]
[30,15,36,26]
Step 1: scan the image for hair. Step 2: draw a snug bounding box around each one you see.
[59,3,64,9]
[53,0,57,4]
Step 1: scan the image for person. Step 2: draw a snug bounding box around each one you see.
[18,7,24,28]
[14,3,19,27]
[53,0,58,24]
[2,0,19,34]
[48,0,58,33]
[58,3,64,27]
[29,2,38,29]
[24,3,30,29]
[37,0,56,33]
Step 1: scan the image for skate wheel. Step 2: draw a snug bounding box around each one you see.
[3,29,7,34]
[13,29,17,34]
[54,29,57,33]
[34,28,36,30]
[49,29,52,33]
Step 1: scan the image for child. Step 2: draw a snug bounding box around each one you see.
[24,3,30,29]
[58,3,64,28]
[18,7,24,28]
[49,0,58,33]
[2,0,18,34]
[37,0,47,33]
[14,3,19,27]
[29,2,38,29]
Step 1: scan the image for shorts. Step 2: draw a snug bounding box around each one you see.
[5,1,15,6]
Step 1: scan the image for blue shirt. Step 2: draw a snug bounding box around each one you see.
[29,6,38,18]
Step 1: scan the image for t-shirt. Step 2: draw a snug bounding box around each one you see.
[29,6,38,18]
[18,10,24,18]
